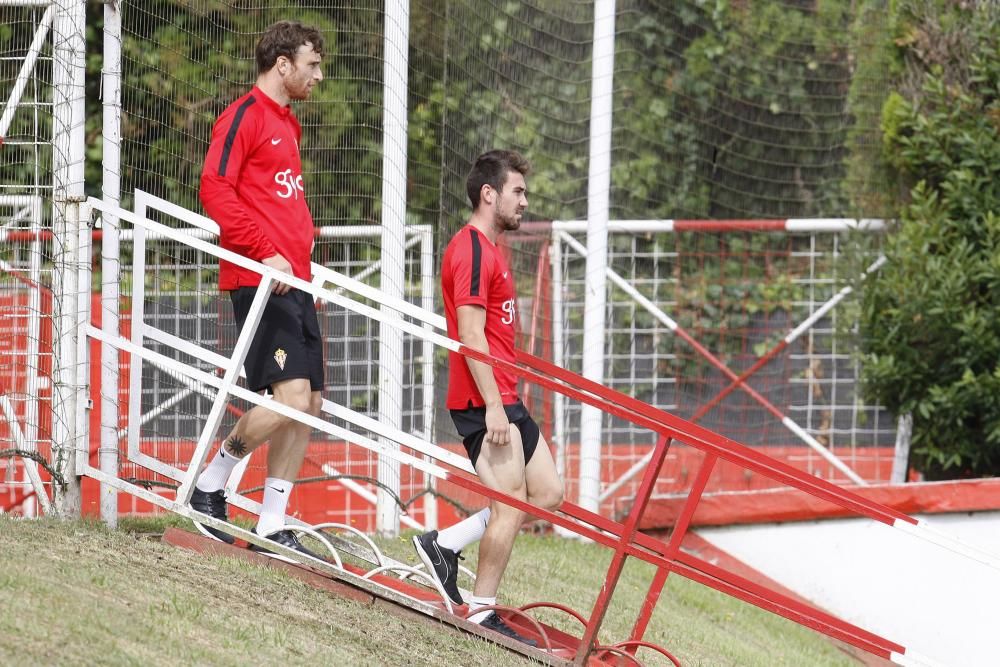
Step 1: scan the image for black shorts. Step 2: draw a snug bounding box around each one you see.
[230,287,324,393]
[450,400,539,469]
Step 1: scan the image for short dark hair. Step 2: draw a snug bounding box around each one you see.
[256,21,324,74]
[466,150,531,209]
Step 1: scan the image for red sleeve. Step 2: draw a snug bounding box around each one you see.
[199,100,278,261]
[451,228,491,309]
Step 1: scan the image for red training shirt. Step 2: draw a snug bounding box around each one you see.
[200,86,315,290]
[441,225,519,409]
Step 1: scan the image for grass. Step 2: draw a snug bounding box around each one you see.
[0,514,859,666]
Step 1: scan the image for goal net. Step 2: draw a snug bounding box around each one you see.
[0,4,56,516]
[0,0,897,526]
[108,3,436,528]
[421,0,895,517]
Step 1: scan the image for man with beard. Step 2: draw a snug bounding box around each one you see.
[190,21,325,561]
[413,150,564,645]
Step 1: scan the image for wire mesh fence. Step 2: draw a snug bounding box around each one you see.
[0,1,898,524]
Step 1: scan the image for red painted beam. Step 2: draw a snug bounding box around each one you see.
[636,478,1000,529]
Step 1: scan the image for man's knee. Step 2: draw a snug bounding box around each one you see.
[273,388,313,420]
[533,480,564,511]
[308,391,322,417]
[490,502,525,527]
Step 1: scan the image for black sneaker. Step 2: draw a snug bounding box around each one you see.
[479,611,538,648]
[412,530,464,605]
[248,529,326,563]
[189,487,234,544]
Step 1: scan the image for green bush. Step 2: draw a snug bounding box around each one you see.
[860,0,1000,477]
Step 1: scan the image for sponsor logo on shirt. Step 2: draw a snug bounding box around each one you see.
[271,137,282,145]
[274,169,304,200]
[501,298,516,325]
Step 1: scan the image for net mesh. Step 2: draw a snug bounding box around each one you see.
[546,225,892,517]
[0,5,55,516]
[424,0,895,516]
[0,1,897,525]
[109,3,438,529]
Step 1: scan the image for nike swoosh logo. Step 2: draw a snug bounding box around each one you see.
[430,543,450,578]
[268,486,286,494]
[430,544,443,566]
[271,137,282,145]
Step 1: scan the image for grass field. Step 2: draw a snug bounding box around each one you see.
[0,514,861,666]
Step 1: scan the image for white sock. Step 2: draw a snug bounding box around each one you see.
[468,595,496,624]
[195,445,244,493]
[437,507,491,552]
[256,477,293,536]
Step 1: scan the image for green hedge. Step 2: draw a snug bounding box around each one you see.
[859,0,1000,477]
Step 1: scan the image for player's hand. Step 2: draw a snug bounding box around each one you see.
[485,403,510,447]
[262,254,293,295]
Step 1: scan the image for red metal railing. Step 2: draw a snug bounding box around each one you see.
[432,342,912,663]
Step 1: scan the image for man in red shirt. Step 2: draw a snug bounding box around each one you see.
[190,21,325,561]
[413,150,564,644]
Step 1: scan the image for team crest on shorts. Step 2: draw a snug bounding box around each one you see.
[274,348,287,370]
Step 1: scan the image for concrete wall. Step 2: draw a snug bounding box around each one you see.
[698,512,1000,667]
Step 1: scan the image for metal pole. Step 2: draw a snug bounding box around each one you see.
[71,0,89,513]
[376,0,409,536]
[99,0,123,527]
[550,227,577,539]
[891,413,912,484]
[51,198,81,515]
[578,0,616,515]
[550,229,566,480]
[420,227,437,530]
[73,202,91,476]
[50,0,87,517]
[24,196,44,513]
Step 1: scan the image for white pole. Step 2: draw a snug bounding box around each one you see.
[24,197,44,512]
[891,413,912,484]
[73,203,91,476]
[550,228,577,539]
[51,198,81,515]
[53,0,87,195]
[420,227,437,531]
[376,0,409,537]
[99,0,123,527]
[550,229,566,480]
[127,202,148,465]
[578,0,616,514]
[50,0,87,516]
[70,0,89,513]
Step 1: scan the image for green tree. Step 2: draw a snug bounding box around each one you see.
[613,0,858,221]
[859,0,1000,477]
